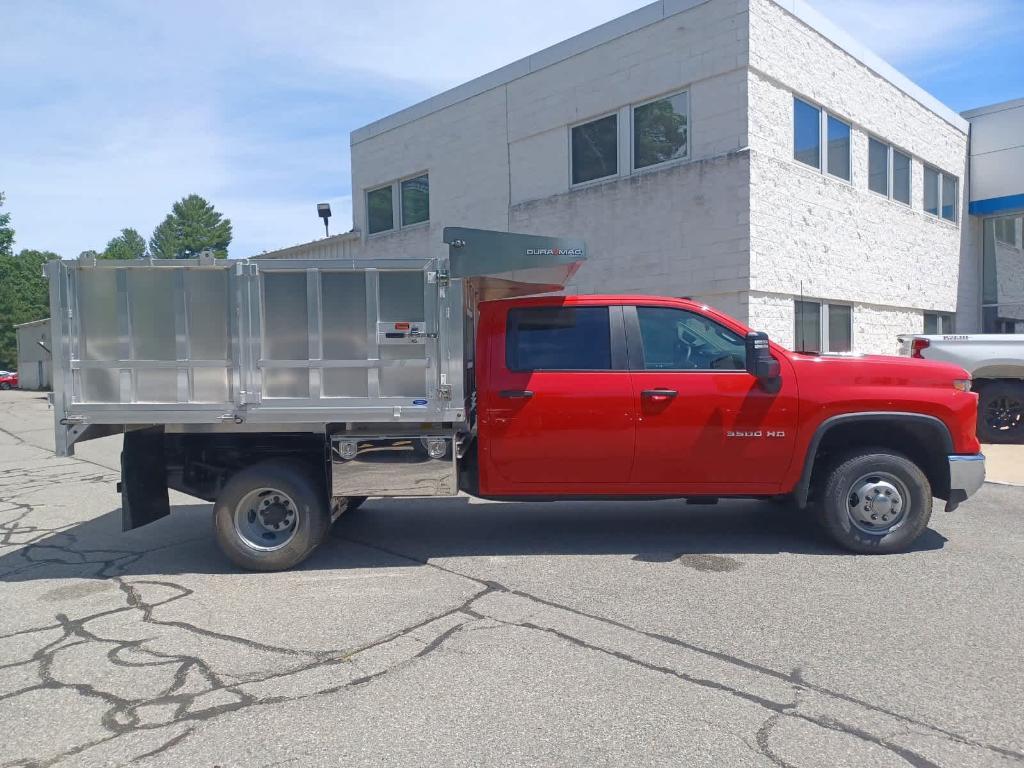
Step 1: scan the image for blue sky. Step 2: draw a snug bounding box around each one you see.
[2,0,1022,259]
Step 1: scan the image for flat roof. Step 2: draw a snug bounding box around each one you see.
[352,0,968,144]
[962,96,1024,120]
[255,231,360,259]
[14,318,49,329]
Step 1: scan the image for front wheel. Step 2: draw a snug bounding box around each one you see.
[816,450,932,554]
[977,381,1024,444]
[213,460,330,571]
[0,383,10,391]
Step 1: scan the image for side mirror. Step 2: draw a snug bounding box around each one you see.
[745,332,781,381]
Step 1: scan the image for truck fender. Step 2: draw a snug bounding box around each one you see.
[793,412,953,508]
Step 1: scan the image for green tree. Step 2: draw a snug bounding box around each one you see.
[0,249,60,369]
[0,192,14,258]
[149,194,232,259]
[100,227,147,260]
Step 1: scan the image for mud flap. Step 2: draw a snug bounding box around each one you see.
[120,427,170,531]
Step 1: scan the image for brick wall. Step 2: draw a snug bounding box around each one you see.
[745,0,971,349]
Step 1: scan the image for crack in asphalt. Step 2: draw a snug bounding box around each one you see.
[341,535,1024,768]
[1,402,1021,768]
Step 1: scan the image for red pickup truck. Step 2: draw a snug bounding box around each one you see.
[466,295,983,556]
[51,231,985,570]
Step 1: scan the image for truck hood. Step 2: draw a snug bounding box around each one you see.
[787,351,970,385]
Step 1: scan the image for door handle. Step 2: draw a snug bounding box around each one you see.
[641,389,678,400]
[499,389,534,399]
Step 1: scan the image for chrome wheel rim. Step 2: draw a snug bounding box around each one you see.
[233,487,300,551]
[846,472,909,535]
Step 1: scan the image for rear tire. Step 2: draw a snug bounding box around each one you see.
[213,459,330,571]
[977,381,1024,444]
[816,449,932,554]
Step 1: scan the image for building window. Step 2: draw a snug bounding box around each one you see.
[868,138,889,196]
[632,91,688,170]
[571,114,618,185]
[794,299,853,353]
[941,174,957,222]
[506,306,611,371]
[366,186,394,234]
[793,97,850,181]
[893,150,911,205]
[828,304,852,352]
[400,174,429,226]
[793,98,821,169]
[995,217,1018,246]
[868,139,912,205]
[924,312,955,334]
[826,115,851,181]
[983,214,1024,333]
[923,165,958,222]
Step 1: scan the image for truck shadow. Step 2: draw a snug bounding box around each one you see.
[0,496,947,582]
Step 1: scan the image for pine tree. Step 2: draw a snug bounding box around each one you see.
[101,227,147,260]
[149,195,232,259]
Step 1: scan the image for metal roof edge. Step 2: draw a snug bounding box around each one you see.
[255,231,361,260]
[962,96,1024,120]
[350,0,968,144]
[773,0,968,133]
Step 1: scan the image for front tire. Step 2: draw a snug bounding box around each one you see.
[0,383,10,391]
[816,449,932,554]
[213,460,330,571]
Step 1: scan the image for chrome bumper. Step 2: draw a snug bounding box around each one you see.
[945,454,986,511]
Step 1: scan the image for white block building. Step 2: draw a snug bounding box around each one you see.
[262,0,1024,355]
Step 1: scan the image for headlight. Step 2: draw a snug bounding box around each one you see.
[953,379,972,392]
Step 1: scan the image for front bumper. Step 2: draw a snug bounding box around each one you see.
[945,454,986,511]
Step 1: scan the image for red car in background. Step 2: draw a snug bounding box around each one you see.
[0,371,18,390]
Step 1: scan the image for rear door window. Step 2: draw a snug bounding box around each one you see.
[506,306,611,371]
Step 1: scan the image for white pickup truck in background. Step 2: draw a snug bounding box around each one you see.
[898,334,1024,443]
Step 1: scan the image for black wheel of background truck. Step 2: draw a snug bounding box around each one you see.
[816,449,932,554]
[977,381,1024,444]
[213,459,330,571]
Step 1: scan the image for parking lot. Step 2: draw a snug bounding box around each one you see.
[0,389,1022,767]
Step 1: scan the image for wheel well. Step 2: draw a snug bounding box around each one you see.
[802,418,951,505]
[164,432,328,502]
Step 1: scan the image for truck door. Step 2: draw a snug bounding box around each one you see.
[624,305,797,492]
[477,301,636,492]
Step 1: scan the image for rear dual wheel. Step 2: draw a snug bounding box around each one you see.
[213,460,330,571]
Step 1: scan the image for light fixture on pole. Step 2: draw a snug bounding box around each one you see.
[317,203,332,237]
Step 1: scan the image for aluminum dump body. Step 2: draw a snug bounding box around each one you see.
[45,228,585,455]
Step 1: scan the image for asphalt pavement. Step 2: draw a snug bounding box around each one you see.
[1,389,1022,767]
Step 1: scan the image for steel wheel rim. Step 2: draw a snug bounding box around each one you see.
[985,395,1023,432]
[232,487,300,552]
[846,472,910,535]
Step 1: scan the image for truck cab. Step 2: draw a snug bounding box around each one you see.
[472,294,984,555]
